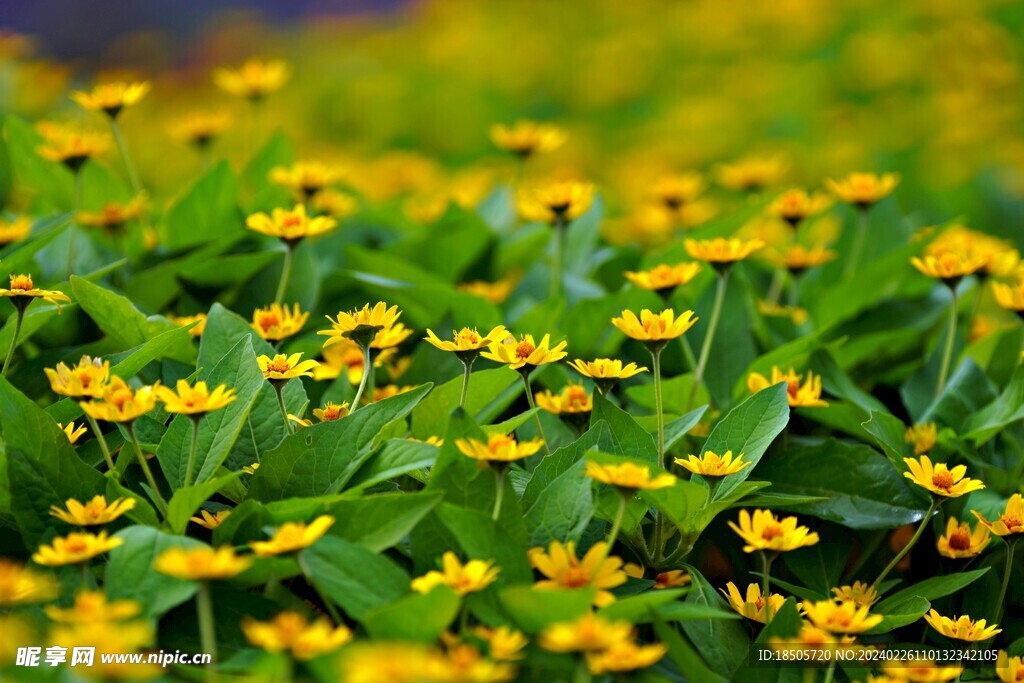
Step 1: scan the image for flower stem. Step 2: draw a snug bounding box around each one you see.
[762,550,777,622]
[822,660,837,683]
[128,423,167,516]
[687,270,729,411]
[491,468,506,521]
[521,372,549,455]
[1,304,26,378]
[766,269,785,305]
[844,207,870,278]
[67,167,83,278]
[551,219,565,300]
[274,243,294,304]
[196,582,218,665]
[85,414,114,473]
[184,417,201,486]
[935,287,959,397]
[110,118,141,194]
[351,344,373,409]
[459,357,475,408]
[872,496,940,590]
[274,384,292,434]
[992,537,1018,625]
[652,348,665,466]
[592,492,628,580]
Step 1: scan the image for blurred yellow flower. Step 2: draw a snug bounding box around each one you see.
[455,434,544,467]
[156,380,237,416]
[32,531,123,566]
[490,120,565,158]
[518,179,594,224]
[481,333,567,370]
[154,546,252,580]
[728,509,819,553]
[250,515,335,556]
[242,611,352,660]
[459,274,519,304]
[924,610,1000,641]
[586,639,667,675]
[0,559,57,606]
[880,659,962,682]
[71,81,150,117]
[585,460,675,492]
[911,252,987,285]
[685,237,764,266]
[411,551,499,596]
[57,421,87,444]
[473,626,528,662]
[993,280,1024,315]
[996,651,1024,683]
[371,322,414,350]
[36,121,110,170]
[721,582,786,623]
[170,110,232,148]
[905,422,937,455]
[214,58,290,100]
[0,216,31,245]
[168,313,207,337]
[826,172,899,207]
[535,384,592,416]
[936,518,990,559]
[831,581,879,607]
[757,301,808,325]
[50,495,135,526]
[44,590,141,623]
[651,172,706,211]
[675,450,748,477]
[49,620,159,679]
[0,274,71,311]
[972,494,1024,536]
[252,302,309,341]
[611,308,697,343]
[190,509,230,530]
[257,353,319,383]
[77,195,147,230]
[716,155,788,192]
[767,243,837,273]
[312,188,358,219]
[269,161,343,200]
[624,262,702,294]
[903,456,985,498]
[529,540,626,607]
[801,599,883,634]
[748,366,828,407]
[768,189,832,226]
[539,612,633,653]
[79,376,159,423]
[246,204,337,244]
[44,355,110,398]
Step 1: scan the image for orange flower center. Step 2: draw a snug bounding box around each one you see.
[948,530,971,551]
[754,596,765,610]
[932,470,954,490]
[257,313,280,332]
[64,538,88,553]
[321,404,343,420]
[761,524,784,541]
[561,566,591,588]
[1002,513,1023,529]
[268,358,292,373]
[282,215,302,228]
[109,389,133,410]
[78,372,93,388]
[515,341,535,360]
[9,274,33,290]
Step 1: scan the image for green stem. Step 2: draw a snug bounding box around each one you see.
[687,270,729,411]
[84,414,115,473]
[521,372,549,455]
[351,344,373,409]
[802,666,817,683]
[128,423,167,516]
[68,167,83,277]
[872,497,940,590]
[196,582,218,665]
[110,118,141,194]
[936,287,958,397]
[491,468,506,521]
[1,304,26,378]
[762,551,777,623]
[572,656,592,683]
[593,492,628,579]
[274,384,292,434]
[250,98,265,157]
[459,357,475,408]
[551,219,565,300]
[821,660,837,683]
[274,244,294,304]
[184,417,201,486]
[844,207,869,278]
[679,335,697,372]
[766,269,785,305]
[652,348,665,465]
[313,583,343,625]
[992,537,1017,625]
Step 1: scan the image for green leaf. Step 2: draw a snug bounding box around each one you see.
[345,438,438,493]
[865,594,930,635]
[248,384,432,502]
[325,491,442,552]
[653,614,728,683]
[523,455,593,547]
[164,161,242,249]
[411,368,520,439]
[706,382,790,500]
[165,472,243,535]
[597,589,689,622]
[390,208,492,282]
[678,566,751,677]
[105,526,205,617]
[876,568,990,612]
[754,438,925,529]
[917,358,998,431]
[497,586,594,633]
[963,364,1024,445]
[299,536,410,621]
[861,410,909,471]
[363,587,460,642]
[590,392,657,463]
[783,532,851,596]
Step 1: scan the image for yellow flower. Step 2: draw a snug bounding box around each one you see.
[77,195,147,230]
[748,366,828,407]
[903,456,985,498]
[535,384,592,416]
[905,422,937,455]
[675,450,749,477]
[880,658,963,682]
[320,301,402,349]
[155,380,237,416]
[455,434,544,468]
[993,281,1024,314]
[251,303,309,342]
[770,624,854,658]
[0,559,58,606]
[539,612,633,653]
[567,358,648,393]
[213,58,290,100]
[45,356,110,398]
[652,172,706,210]
[0,274,71,312]
[312,189,359,219]
[767,243,837,273]
[826,172,899,207]
[611,308,697,344]
[32,531,123,566]
[154,546,252,580]
[471,626,528,662]
[972,493,1024,536]
[50,495,135,526]
[923,610,1001,641]
[624,262,702,294]
[170,110,232,148]
[490,120,565,158]
[801,599,884,634]
[44,590,141,623]
[996,651,1024,683]
[79,376,159,423]
[371,322,414,350]
[258,353,320,383]
[269,161,343,199]
[480,333,567,370]
[424,326,509,358]
[246,204,338,244]
[244,463,260,475]
[71,81,150,117]
[250,515,335,556]
[716,155,789,191]
[586,639,667,675]
[585,460,676,492]
[768,189,832,226]
[36,121,110,170]
[168,313,207,337]
[831,581,879,607]
[459,274,519,304]
[57,421,88,445]
[340,643,449,683]
[0,216,31,245]
[190,509,230,530]
[936,518,990,558]
[529,540,627,607]
[728,509,820,553]
[721,582,786,623]
[911,252,987,285]
[439,643,516,683]
[373,384,416,402]
[758,300,809,325]
[685,237,764,266]
[518,179,595,225]
[411,551,499,596]
[311,401,350,423]
[242,611,352,660]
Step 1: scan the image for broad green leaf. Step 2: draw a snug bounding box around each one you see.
[410,368,520,439]
[963,364,1024,445]
[363,587,460,642]
[298,536,410,621]
[105,526,205,617]
[865,594,930,634]
[598,589,689,622]
[165,472,243,535]
[497,586,594,633]
[325,491,441,552]
[164,161,242,249]
[345,438,438,493]
[653,614,728,683]
[861,410,909,471]
[679,566,751,677]
[876,568,990,612]
[523,455,593,547]
[590,392,657,463]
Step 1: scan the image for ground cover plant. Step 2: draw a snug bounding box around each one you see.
[0,2,1023,681]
